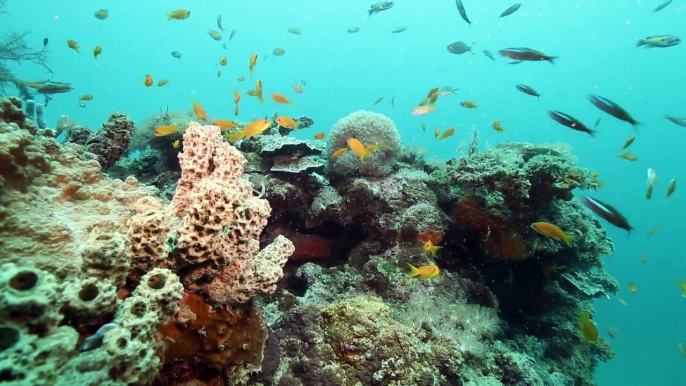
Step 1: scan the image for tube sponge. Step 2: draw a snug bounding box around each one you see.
[327,110,401,177]
[0,263,61,334]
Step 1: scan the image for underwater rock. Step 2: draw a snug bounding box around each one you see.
[271,154,326,174]
[327,110,401,177]
[65,124,91,145]
[255,134,324,157]
[0,96,37,135]
[84,112,135,171]
[78,322,118,352]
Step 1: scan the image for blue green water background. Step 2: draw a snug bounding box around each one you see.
[3,0,685,384]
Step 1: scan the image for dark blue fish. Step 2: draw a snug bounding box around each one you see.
[548,111,595,137]
[499,3,521,19]
[43,38,48,46]
[588,95,640,127]
[653,0,672,13]
[499,47,557,63]
[515,84,540,99]
[455,0,471,26]
[582,196,633,232]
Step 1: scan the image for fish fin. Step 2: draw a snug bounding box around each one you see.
[563,235,576,247]
[635,39,645,48]
[166,13,173,21]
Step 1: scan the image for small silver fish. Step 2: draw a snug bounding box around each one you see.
[483,50,495,61]
[391,26,408,34]
[229,27,237,41]
[347,27,360,34]
[79,323,119,352]
[288,27,302,36]
[79,101,86,108]
[665,115,686,127]
[217,15,225,31]
[653,0,672,13]
[171,51,182,60]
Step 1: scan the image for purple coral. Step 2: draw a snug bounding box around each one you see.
[84,112,134,170]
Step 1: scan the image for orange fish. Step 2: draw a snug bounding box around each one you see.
[213,120,237,129]
[272,93,293,104]
[492,121,505,133]
[192,101,207,121]
[155,125,180,136]
[427,87,439,98]
[411,105,437,116]
[461,101,478,109]
[249,53,257,77]
[80,94,93,101]
[276,116,299,130]
[233,89,241,104]
[314,132,326,140]
[403,264,440,281]
[332,147,348,158]
[220,56,227,66]
[439,128,455,140]
[292,82,303,94]
[256,80,264,103]
[530,222,576,247]
[67,40,80,53]
[93,46,102,60]
[242,119,271,138]
[143,74,153,87]
[347,138,378,162]
[157,79,170,87]
[434,128,440,138]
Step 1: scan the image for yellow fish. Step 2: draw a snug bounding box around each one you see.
[530,222,576,247]
[577,310,598,344]
[155,125,180,137]
[402,264,440,281]
[422,240,442,256]
[93,46,102,60]
[672,278,686,297]
[67,40,80,53]
[172,139,181,149]
[167,9,191,21]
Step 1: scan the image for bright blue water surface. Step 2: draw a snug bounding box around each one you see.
[3,1,685,384]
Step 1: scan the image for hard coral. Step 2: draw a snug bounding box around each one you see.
[327,110,401,177]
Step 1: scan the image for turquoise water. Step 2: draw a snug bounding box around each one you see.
[4,0,686,384]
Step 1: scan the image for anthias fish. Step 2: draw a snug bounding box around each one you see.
[582,196,633,232]
[589,95,640,127]
[499,3,521,19]
[499,47,557,63]
[549,111,595,137]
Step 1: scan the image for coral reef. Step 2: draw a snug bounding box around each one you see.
[1,98,620,386]
[327,110,401,176]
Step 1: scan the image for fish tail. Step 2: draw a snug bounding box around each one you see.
[403,264,419,280]
[368,9,374,16]
[635,39,645,48]
[547,56,558,64]
[166,13,173,21]
[563,234,576,247]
